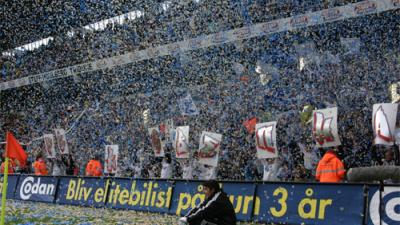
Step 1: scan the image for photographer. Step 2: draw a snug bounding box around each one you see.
[179,180,236,225]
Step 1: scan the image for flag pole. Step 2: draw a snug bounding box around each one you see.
[0,134,9,225]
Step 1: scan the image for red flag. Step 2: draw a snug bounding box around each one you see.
[5,131,27,167]
[243,117,258,134]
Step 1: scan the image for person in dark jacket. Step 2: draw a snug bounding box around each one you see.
[179,180,236,225]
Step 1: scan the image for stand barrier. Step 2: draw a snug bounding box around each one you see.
[0,175,399,225]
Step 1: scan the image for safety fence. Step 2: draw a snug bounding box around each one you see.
[0,175,398,225]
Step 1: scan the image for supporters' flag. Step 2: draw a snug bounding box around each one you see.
[5,132,27,167]
[372,103,398,145]
[142,109,150,126]
[105,145,118,174]
[389,82,400,103]
[300,105,315,125]
[54,129,69,155]
[43,134,56,158]
[255,121,278,159]
[198,131,222,167]
[255,61,279,85]
[148,127,165,157]
[295,42,316,57]
[240,75,250,83]
[340,37,360,55]
[232,62,245,76]
[312,107,341,148]
[174,126,190,158]
[178,94,199,116]
[243,117,257,134]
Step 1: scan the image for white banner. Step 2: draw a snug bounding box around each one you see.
[255,121,278,159]
[54,129,69,154]
[372,103,398,145]
[105,145,119,174]
[174,126,190,159]
[43,134,56,158]
[312,107,341,148]
[198,131,222,167]
[148,127,165,157]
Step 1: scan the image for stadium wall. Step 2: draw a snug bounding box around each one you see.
[0,175,399,225]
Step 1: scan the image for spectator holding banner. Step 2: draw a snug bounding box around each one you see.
[180,159,193,180]
[51,157,66,176]
[382,149,396,166]
[85,154,103,177]
[316,149,346,183]
[160,154,173,179]
[179,180,236,225]
[0,157,16,174]
[132,162,142,178]
[261,158,280,181]
[197,164,217,180]
[33,154,48,176]
[63,154,77,176]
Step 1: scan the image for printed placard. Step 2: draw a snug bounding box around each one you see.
[105,145,119,174]
[372,103,398,145]
[256,121,278,159]
[43,134,56,158]
[198,131,222,167]
[174,126,190,158]
[54,129,69,154]
[312,107,341,147]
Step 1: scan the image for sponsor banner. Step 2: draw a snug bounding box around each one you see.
[253,183,364,224]
[169,181,256,221]
[312,107,341,148]
[289,15,310,28]
[106,178,173,213]
[353,1,378,15]
[256,121,278,159]
[230,26,252,41]
[54,129,69,154]
[15,175,58,202]
[253,21,281,36]
[368,185,400,225]
[105,145,119,174]
[372,103,398,145]
[198,131,222,167]
[0,175,20,199]
[320,8,344,23]
[56,177,110,207]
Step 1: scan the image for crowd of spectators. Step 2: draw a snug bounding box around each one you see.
[0,0,399,182]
